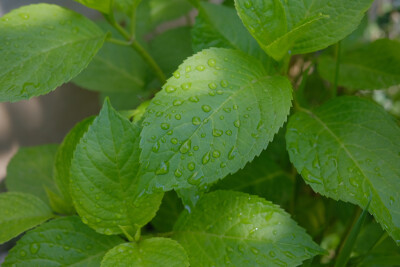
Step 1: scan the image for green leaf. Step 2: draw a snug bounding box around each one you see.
[213,142,294,207]
[173,190,323,266]
[151,191,184,232]
[101,238,189,267]
[74,0,112,14]
[139,47,292,192]
[73,22,149,93]
[192,2,276,73]
[318,39,400,90]
[0,4,106,102]
[235,0,373,60]
[286,96,400,245]
[54,117,95,207]
[70,99,163,235]
[6,144,59,205]
[2,216,123,267]
[150,26,193,76]
[0,192,53,244]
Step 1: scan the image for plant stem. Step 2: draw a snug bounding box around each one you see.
[335,197,372,267]
[104,10,166,85]
[333,41,342,97]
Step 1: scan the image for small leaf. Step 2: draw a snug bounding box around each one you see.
[74,0,112,14]
[6,144,59,205]
[318,39,400,90]
[192,2,275,72]
[139,47,292,192]
[286,96,400,245]
[70,99,163,235]
[73,22,149,93]
[54,117,95,208]
[0,4,106,102]
[173,190,323,266]
[0,192,53,244]
[101,238,189,267]
[235,0,374,60]
[2,216,123,267]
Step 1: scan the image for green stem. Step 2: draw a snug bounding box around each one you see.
[335,197,372,267]
[333,41,342,97]
[104,11,166,85]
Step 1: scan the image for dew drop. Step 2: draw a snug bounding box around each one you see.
[180,140,192,154]
[208,58,216,67]
[208,82,217,90]
[160,123,170,130]
[174,169,183,178]
[234,120,241,128]
[188,162,196,171]
[201,133,206,138]
[217,90,224,95]
[390,196,395,205]
[188,172,202,185]
[181,82,191,90]
[63,245,70,251]
[349,177,359,188]
[212,150,221,158]
[244,1,253,8]
[104,229,113,235]
[155,111,163,117]
[224,107,231,113]
[173,100,183,106]
[202,105,212,112]
[189,96,199,103]
[185,66,192,72]
[165,85,176,93]
[19,13,29,20]
[155,161,169,175]
[220,162,227,168]
[20,250,27,257]
[173,71,180,78]
[196,65,205,71]
[212,129,223,137]
[220,80,229,88]
[228,146,237,160]
[152,141,160,152]
[202,152,211,164]
[175,114,181,120]
[269,251,276,258]
[193,146,199,151]
[209,91,216,96]
[284,251,295,259]
[30,243,40,254]
[251,247,259,255]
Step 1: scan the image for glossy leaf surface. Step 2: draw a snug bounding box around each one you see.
[70,100,163,235]
[139,48,292,192]
[0,4,105,102]
[235,0,373,60]
[3,216,123,267]
[101,238,189,267]
[173,190,323,266]
[0,192,53,244]
[286,96,400,245]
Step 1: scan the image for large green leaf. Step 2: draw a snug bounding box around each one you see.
[6,144,58,205]
[173,190,323,266]
[101,238,189,267]
[0,192,53,244]
[192,2,274,72]
[139,47,292,192]
[318,39,400,90]
[235,0,373,60]
[70,99,163,235]
[150,26,193,77]
[2,216,123,267]
[54,117,95,207]
[286,96,400,245]
[151,191,184,232]
[73,22,149,93]
[0,4,106,102]
[74,0,112,14]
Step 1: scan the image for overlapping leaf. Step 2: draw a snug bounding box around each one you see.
[286,96,400,245]
[0,4,106,102]
[139,47,292,192]
[173,190,323,266]
[6,145,58,205]
[318,39,400,90]
[70,100,163,235]
[0,192,53,244]
[235,0,374,60]
[101,238,189,267]
[3,216,123,267]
